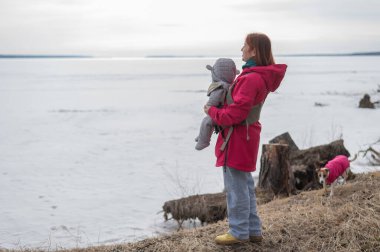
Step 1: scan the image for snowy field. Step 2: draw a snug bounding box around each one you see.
[0,56,379,249]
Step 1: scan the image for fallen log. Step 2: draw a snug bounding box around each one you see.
[162,192,226,230]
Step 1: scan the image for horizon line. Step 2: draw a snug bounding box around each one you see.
[1,51,380,59]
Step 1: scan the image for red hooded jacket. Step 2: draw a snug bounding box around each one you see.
[325,155,350,184]
[208,64,287,172]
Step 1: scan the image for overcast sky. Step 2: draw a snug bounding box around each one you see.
[0,0,379,56]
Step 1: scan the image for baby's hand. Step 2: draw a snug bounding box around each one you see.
[204,105,211,115]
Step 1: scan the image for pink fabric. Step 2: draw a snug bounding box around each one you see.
[325,155,350,184]
[208,64,287,172]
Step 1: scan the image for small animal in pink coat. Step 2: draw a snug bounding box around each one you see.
[316,155,356,197]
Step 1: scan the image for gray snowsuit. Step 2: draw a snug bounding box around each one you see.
[195,58,239,150]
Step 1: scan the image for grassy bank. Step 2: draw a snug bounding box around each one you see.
[4,172,380,252]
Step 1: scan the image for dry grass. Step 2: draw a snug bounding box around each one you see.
[3,172,380,252]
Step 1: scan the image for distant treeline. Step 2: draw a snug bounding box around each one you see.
[279,52,380,57]
[0,54,91,58]
[145,52,380,58]
[1,52,379,59]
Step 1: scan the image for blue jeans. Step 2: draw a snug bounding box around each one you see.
[223,166,262,240]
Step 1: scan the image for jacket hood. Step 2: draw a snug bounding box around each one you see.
[241,64,287,92]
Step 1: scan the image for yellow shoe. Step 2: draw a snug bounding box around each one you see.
[215,233,248,245]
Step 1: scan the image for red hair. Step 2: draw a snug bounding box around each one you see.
[245,33,275,66]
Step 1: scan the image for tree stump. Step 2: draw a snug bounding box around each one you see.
[259,144,294,197]
[269,132,299,153]
[359,94,375,109]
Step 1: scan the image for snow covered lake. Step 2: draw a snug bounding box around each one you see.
[1,56,380,249]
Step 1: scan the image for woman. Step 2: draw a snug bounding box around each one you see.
[204,33,287,245]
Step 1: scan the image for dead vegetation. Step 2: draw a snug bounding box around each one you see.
[358,139,380,166]
[23,171,378,252]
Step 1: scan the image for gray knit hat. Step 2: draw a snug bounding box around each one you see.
[206,58,240,84]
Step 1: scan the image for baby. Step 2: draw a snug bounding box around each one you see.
[195,58,239,150]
